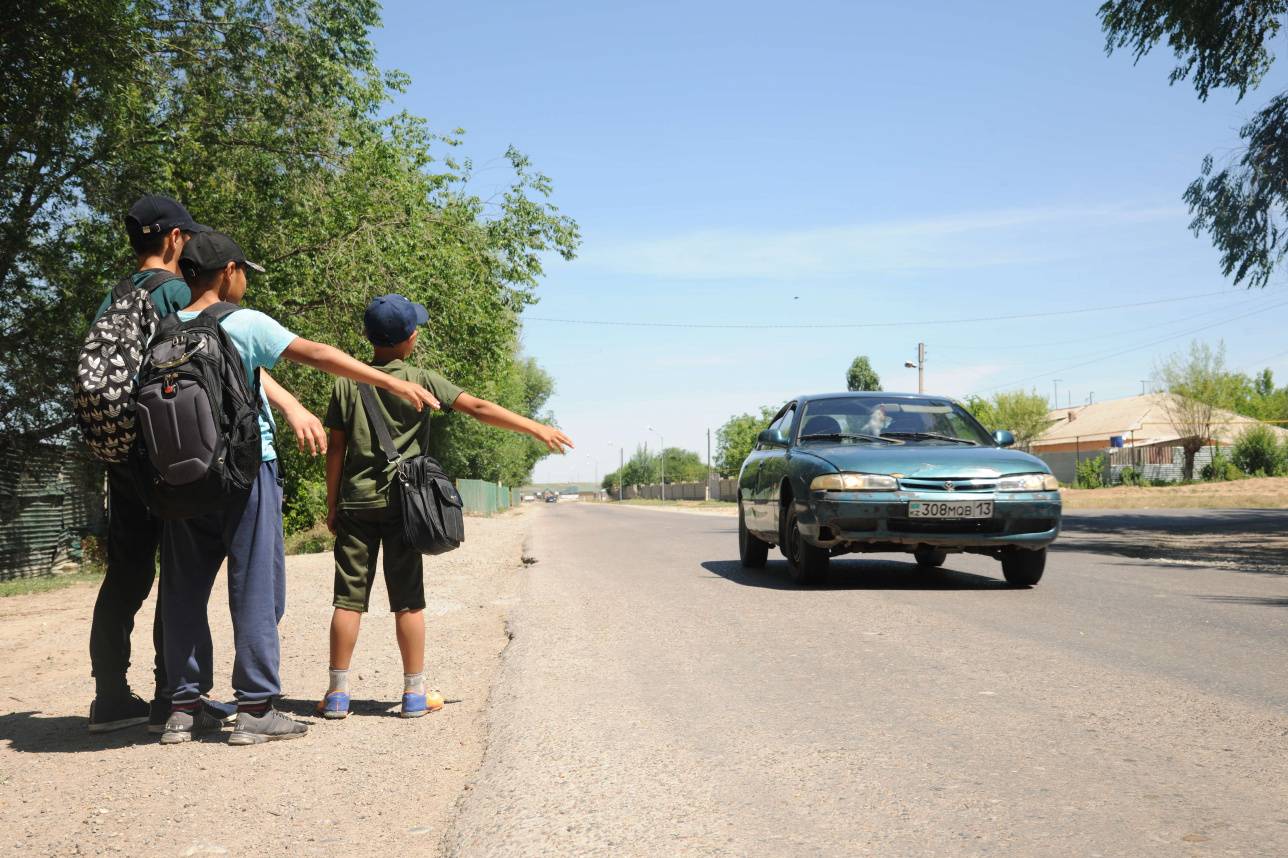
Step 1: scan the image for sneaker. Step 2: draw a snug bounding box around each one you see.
[227,708,308,746]
[400,689,445,719]
[315,691,350,720]
[159,707,224,745]
[87,693,150,733]
[149,697,237,734]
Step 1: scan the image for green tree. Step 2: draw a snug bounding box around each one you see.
[1230,424,1284,475]
[715,406,780,477]
[1099,1,1288,288]
[659,447,706,484]
[2,1,579,530]
[620,445,658,486]
[964,390,1053,448]
[846,356,882,391]
[1155,341,1240,480]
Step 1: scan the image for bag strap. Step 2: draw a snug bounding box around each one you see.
[201,301,242,322]
[358,383,401,464]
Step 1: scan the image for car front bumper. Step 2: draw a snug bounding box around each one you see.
[799,490,1061,552]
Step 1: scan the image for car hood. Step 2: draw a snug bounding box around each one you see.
[796,443,1051,478]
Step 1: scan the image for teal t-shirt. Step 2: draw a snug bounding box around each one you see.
[176,307,298,462]
[94,269,191,321]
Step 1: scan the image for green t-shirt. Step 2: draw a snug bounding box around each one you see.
[324,359,464,509]
[94,268,191,321]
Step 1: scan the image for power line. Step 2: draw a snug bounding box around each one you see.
[970,297,1288,396]
[524,289,1241,330]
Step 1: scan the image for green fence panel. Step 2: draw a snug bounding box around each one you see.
[455,479,513,516]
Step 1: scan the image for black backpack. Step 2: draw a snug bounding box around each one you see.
[75,269,183,462]
[130,302,263,519]
[358,383,464,554]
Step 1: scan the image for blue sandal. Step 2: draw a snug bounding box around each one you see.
[316,691,350,719]
[400,690,445,719]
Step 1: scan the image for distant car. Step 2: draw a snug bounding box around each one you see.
[545,492,558,503]
[737,392,1061,587]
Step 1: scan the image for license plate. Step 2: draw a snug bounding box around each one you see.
[908,500,993,519]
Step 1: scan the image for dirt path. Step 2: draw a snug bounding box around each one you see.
[0,509,532,858]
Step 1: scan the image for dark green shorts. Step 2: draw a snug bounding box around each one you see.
[332,501,424,613]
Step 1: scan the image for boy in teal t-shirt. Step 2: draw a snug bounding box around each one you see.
[317,294,574,720]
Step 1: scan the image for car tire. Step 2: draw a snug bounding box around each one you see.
[783,503,829,585]
[738,501,769,568]
[1001,547,1045,587]
[913,547,947,568]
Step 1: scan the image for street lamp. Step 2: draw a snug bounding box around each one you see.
[608,442,623,501]
[904,342,925,393]
[647,425,664,501]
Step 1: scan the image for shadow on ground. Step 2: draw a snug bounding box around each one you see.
[700,559,1014,591]
[1057,509,1288,576]
[0,710,156,754]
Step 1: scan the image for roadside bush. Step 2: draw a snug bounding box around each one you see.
[1230,427,1284,477]
[1118,466,1143,486]
[1200,449,1244,482]
[1075,454,1105,489]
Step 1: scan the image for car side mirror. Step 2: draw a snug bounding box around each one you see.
[994,429,1015,448]
[757,428,788,447]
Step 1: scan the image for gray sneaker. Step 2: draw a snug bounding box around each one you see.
[227,708,308,746]
[159,708,224,745]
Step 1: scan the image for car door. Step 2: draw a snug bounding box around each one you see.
[741,404,789,533]
[759,402,798,538]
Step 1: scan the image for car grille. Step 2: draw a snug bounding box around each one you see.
[888,518,1005,534]
[898,477,998,492]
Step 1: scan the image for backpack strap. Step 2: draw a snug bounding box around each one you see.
[136,268,183,294]
[358,383,401,464]
[201,301,242,322]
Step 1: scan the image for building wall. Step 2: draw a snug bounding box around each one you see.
[0,443,106,580]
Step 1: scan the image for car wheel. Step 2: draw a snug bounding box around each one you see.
[1001,547,1045,587]
[913,547,947,568]
[738,501,769,568]
[783,503,829,585]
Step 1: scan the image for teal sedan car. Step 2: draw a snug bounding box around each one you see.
[738,392,1061,586]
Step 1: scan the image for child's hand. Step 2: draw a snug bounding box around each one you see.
[285,405,327,456]
[533,424,574,454]
[389,379,440,412]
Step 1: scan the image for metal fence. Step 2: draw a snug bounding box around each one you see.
[455,479,512,516]
[0,442,106,580]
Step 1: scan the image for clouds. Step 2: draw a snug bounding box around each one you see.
[578,204,1184,280]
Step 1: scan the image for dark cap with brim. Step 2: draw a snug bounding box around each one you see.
[125,194,209,240]
[364,294,429,346]
[179,231,266,279]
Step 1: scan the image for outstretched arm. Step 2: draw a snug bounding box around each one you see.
[259,370,326,456]
[282,339,440,412]
[452,392,574,453]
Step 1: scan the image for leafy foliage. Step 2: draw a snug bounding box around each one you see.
[1230,424,1284,475]
[602,445,708,489]
[1155,341,1237,479]
[1099,1,1288,288]
[963,390,1052,448]
[845,356,881,392]
[1,1,579,530]
[1200,448,1244,481]
[715,406,780,477]
[1076,454,1106,489]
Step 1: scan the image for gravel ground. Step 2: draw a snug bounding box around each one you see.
[0,509,531,858]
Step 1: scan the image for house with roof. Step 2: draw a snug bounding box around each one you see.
[1029,393,1288,483]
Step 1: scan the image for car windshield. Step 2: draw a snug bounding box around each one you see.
[795,397,994,446]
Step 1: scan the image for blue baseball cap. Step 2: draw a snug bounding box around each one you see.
[364,294,429,346]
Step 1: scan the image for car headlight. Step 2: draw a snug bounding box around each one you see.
[997,473,1059,492]
[810,473,898,491]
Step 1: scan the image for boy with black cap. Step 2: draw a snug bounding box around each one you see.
[317,294,572,720]
[87,195,327,734]
[160,233,442,746]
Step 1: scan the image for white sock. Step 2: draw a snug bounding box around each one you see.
[328,668,349,693]
[404,672,425,695]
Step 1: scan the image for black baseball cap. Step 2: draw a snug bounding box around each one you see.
[124,194,209,241]
[179,231,266,279]
[364,294,429,346]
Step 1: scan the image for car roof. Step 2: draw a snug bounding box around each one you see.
[793,391,954,405]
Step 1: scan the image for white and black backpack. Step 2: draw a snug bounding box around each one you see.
[74,269,182,462]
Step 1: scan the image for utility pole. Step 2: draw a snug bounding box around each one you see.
[1140,379,1149,395]
[647,426,664,501]
[1052,378,1062,409]
[903,342,926,394]
[620,446,624,501]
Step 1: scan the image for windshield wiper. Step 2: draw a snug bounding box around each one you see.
[879,431,977,445]
[799,432,903,445]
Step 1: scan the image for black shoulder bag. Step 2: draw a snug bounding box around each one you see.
[358,383,465,555]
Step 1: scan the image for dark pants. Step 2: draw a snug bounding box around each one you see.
[332,495,425,613]
[161,460,285,703]
[88,465,166,700]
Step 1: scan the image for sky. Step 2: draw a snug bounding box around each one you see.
[370,1,1288,485]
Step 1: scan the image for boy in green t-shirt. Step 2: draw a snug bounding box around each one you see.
[319,294,573,719]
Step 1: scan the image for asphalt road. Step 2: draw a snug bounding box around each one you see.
[449,504,1288,857]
